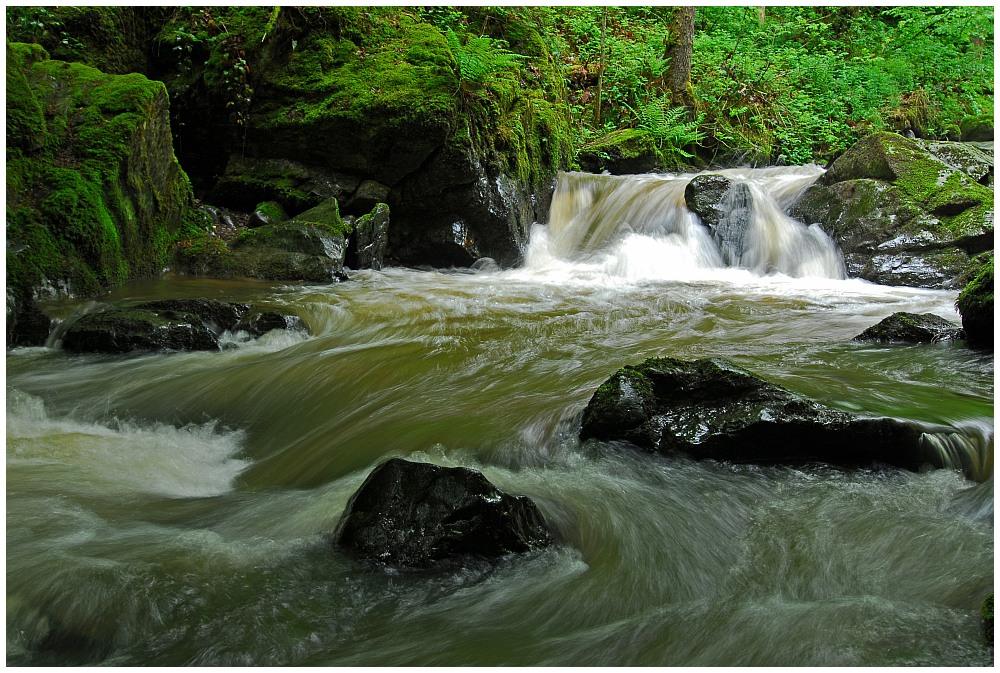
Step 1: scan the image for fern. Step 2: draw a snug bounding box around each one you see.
[445,28,526,95]
[627,96,706,160]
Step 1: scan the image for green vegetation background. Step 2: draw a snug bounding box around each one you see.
[8,5,993,169]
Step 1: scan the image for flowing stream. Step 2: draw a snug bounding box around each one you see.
[6,168,994,666]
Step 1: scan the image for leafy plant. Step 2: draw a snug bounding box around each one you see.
[627,96,706,160]
[445,28,526,97]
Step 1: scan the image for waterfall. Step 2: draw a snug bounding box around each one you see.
[529,167,845,280]
[921,423,994,483]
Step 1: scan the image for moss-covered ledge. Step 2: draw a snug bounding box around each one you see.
[6,42,194,347]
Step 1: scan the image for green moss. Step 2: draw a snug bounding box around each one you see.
[259,13,458,132]
[956,252,994,347]
[960,114,994,142]
[6,41,194,310]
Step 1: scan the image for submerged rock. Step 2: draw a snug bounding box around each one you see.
[580,356,936,471]
[853,312,964,344]
[61,308,219,354]
[334,458,553,569]
[61,299,302,354]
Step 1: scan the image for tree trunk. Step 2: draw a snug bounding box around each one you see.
[666,6,695,111]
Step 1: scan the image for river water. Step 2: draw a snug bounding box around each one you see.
[6,169,994,666]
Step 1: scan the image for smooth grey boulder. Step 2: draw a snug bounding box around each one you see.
[334,458,553,569]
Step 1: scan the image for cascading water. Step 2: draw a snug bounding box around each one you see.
[529,167,845,280]
[5,166,993,667]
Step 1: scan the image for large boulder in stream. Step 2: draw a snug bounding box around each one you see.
[853,312,964,344]
[580,357,940,471]
[334,458,553,569]
[61,299,301,354]
[790,132,993,288]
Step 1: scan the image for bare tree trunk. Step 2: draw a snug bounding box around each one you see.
[666,6,695,111]
[757,6,766,24]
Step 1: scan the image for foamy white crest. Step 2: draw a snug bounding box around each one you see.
[7,389,251,498]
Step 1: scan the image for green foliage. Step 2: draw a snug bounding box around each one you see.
[445,28,526,97]
[627,97,706,162]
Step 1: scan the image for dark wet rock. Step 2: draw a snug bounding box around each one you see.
[334,458,553,569]
[61,308,219,354]
[685,174,754,264]
[345,203,390,271]
[135,299,249,333]
[853,312,964,344]
[233,310,299,337]
[790,133,993,288]
[344,180,391,217]
[956,251,994,349]
[6,291,52,348]
[580,356,936,471]
[61,299,303,354]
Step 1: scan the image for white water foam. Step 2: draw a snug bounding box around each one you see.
[7,388,251,498]
[526,167,846,283]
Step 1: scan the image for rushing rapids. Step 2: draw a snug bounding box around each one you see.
[6,167,993,666]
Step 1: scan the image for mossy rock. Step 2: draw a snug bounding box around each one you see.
[577,129,661,175]
[852,312,964,344]
[956,252,994,349]
[6,42,194,348]
[247,201,289,229]
[960,115,994,142]
[182,8,571,269]
[792,133,994,288]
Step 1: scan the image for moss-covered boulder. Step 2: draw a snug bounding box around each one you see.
[956,252,994,349]
[576,129,661,175]
[580,356,945,471]
[6,42,194,348]
[852,312,964,344]
[173,199,351,282]
[247,201,288,229]
[790,133,993,288]
[960,115,994,142]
